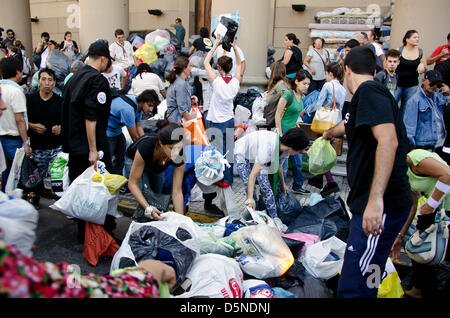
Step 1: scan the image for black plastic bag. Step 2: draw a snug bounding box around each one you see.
[276,190,301,226]
[128,225,197,288]
[218,16,239,52]
[19,156,43,192]
[165,28,181,51]
[287,194,350,242]
[150,59,168,77]
[132,180,171,222]
[46,50,71,90]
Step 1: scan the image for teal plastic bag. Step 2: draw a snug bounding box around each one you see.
[307,138,337,175]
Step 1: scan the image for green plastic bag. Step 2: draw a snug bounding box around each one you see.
[307,138,337,175]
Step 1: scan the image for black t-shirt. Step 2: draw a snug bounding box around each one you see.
[26,92,62,150]
[137,136,184,173]
[285,46,303,75]
[343,80,412,215]
[193,37,213,53]
[61,64,112,156]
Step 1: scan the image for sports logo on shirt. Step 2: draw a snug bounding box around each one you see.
[97,92,107,104]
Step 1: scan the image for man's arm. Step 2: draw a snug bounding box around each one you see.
[362,123,398,237]
[14,112,31,157]
[136,121,145,138]
[322,120,346,140]
[85,119,98,165]
[126,126,140,142]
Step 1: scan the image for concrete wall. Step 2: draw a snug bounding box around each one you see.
[390,0,450,64]
[1,0,33,57]
[270,0,392,61]
[29,0,80,51]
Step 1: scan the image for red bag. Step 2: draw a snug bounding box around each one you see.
[83,222,120,267]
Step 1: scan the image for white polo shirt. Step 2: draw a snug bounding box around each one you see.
[109,41,135,70]
[0,83,27,136]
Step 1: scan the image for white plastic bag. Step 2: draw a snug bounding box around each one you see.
[301,236,346,280]
[5,147,25,193]
[252,96,267,125]
[231,223,294,279]
[50,165,112,224]
[0,192,38,257]
[243,279,274,298]
[216,186,241,220]
[174,254,244,298]
[111,212,201,273]
[240,207,287,233]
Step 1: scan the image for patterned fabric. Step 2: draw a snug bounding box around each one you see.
[236,160,278,218]
[0,241,160,298]
[33,146,62,179]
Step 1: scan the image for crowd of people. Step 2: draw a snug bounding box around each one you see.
[0,18,449,299]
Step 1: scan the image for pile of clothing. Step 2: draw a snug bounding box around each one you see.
[110,192,405,298]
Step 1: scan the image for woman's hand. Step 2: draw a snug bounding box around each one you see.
[138,260,177,290]
[310,67,316,75]
[419,202,434,215]
[390,235,403,260]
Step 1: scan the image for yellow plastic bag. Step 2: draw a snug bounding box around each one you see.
[377,259,404,298]
[91,171,127,195]
[104,174,128,195]
[134,43,158,65]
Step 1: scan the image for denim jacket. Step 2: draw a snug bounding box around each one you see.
[304,80,346,122]
[403,86,447,148]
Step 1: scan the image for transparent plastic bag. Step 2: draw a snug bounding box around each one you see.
[307,138,337,175]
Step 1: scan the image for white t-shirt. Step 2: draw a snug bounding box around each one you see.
[306,48,329,81]
[128,72,165,100]
[0,84,27,136]
[372,42,385,57]
[234,130,289,173]
[103,65,126,90]
[109,41,135,70]
[40,46,49,69]
[206,76,240,123]
[214,45,245,77]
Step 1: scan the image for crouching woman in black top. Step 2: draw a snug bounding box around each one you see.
[128,120,186,220]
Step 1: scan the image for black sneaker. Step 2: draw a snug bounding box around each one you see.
[291,187,310,195]
[308,176,324,189]
[320,182,340,197]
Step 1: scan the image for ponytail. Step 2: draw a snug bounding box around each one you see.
[165,56,190,84]
[286,33,300,46]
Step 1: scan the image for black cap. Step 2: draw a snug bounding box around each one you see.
[424,70,443,84]
[88,39,114,61]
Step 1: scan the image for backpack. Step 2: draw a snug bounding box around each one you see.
[263,85,295,128]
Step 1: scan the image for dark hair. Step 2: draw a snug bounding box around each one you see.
[115,29,125,37]
[286,33,300,46]
[385,49,401,59]
[448,33,450,41]
[6,29,14,36]
[199,27,209,38]
[38,67,56,80]
[136,62,152,79]
[176,18,182,23]
[268,61,287,92]
[312,37,325,48]
[48,40,58,48]
[326,62,344,82]
[280,127,309,151]
[137,89,160,106]
[166,56,190,84]
[0,56,23,79]
[290,69,312,90]
[218,56,233,74]
[41,32,50,39]
[344,46,376,76]
[402,30,418,46]
[156,119,183,145]
[64,31,72,38]
[345,39,360,49]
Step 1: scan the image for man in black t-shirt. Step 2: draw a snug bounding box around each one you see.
[323,46,412,298]
[26,68,62,180]
[61,39,115,244]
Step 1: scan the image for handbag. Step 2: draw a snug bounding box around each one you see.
[311,82,340,134]
[405,209,450,265]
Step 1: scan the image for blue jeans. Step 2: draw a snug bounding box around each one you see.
[0,136,23,192]
[395,85,418,119]
[205,118,234,186]
[282,129,304,189]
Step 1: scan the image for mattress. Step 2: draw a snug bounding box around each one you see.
[308,23,375,31]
